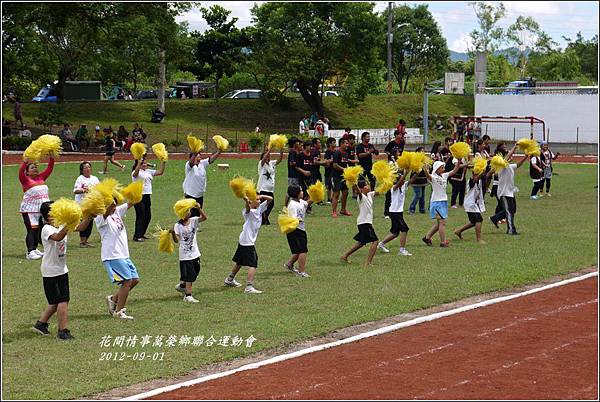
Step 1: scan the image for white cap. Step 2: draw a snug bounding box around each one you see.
[433,161,445,173]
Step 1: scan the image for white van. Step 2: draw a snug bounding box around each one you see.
[221,89,262,99]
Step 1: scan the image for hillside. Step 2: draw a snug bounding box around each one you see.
[3,95,473,144]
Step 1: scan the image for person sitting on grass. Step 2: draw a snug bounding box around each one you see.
[225,194,273,294]
[32,201,93,340]
[421,159,462,248]
[340,179,381,267]
[171,203,207,303]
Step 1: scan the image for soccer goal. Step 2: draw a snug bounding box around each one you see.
[453,116,546,143]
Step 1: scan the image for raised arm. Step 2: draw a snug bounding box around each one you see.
[208,149,222,164]
[18,161,28,185]
[276,150,284,165]
[154,161,167,177]
[197,204,208,222]
[39,157,55,180]
[132,160,142,178]
[448,159,462,177]
[261,148,271,166]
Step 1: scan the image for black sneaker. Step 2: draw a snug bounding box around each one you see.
[57,329,74,341]
[32,321,50,336]
[489,217,499,229]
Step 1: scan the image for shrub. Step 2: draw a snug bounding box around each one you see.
[228,138,239,151]
[248,133,263,151]
[170,139,183,151]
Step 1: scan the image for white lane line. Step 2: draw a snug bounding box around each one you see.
[122,272,598,400]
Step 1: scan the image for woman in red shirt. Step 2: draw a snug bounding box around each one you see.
[19,157,54,260]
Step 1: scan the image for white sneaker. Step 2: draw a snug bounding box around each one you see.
[294,269,310,278]
[34,249,44,256]
[377,242,390,253]
[224,278,241,287]
[26,250,42,260]
[384,216,390,220]
[245,286,263,294]
[183,295,199,303]
[106,295,117,315]
[175,283,186,295]
[283,262,295,272]
[113,308,134,320]
[530,195,538,200]
[398,248,412,256]
[546,193,551,197]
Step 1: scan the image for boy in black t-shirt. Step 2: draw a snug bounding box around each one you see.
[331,138,352,217]
[356,131,379,190]
[323,137,337,204]
[295,141,314,194]
[285,138,302,207]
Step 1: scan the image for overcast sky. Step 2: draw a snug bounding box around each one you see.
[177,1,599,52]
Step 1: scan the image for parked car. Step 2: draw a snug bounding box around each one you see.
[32,85,58,102]
[221,89,262,99]
[502,80,535,95]
[320,90,339,97]
[33,81,103,102]
[134,89,175,100]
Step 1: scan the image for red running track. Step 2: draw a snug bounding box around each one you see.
[149,276,598,400]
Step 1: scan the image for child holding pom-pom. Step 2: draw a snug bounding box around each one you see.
[283,185,313,277]
[224,194,273,294]
[183,148,222,212]
[377,171,418,256]
[73,161,100,247]
[132,155,166,241]
[422,159,463,247]
[257,146,284,225]
[453,168,492,244]
[32,201,93,340]
[170,202,207,303]
[340,179,383,267]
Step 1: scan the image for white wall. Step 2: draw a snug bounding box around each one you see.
[475,93,598,143]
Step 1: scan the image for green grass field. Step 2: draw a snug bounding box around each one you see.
[1,158,597,399]
[3,94,473,143]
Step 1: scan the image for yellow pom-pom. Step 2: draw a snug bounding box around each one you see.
[229,177,249,198]
[120,181,143,204]
[516,138,540,156]
[187,135,205,153]
[36,135,62,158]
[173,198,198,220]
[307,181,325,203]
[375,177,395,194]
[343,166,364,187]
[396,152,412,170]
[491,154,509,172]
[113,190,125,205]
[244,181,258,201]
[94,178,120,206]
[268,134,288,150]
[23,142,43,162]
[151,143,168,162]
[278,214,300,234]
[130,142,146,160]
[153,226,174,253]
[409,152,433,173]
[450,141,471,159]
[213,135,229,151]
[472,155,488,175]
[80,189,107,217]
[372,160,397,182]
[48,197,82,232]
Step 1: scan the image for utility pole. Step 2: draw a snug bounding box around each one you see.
[387,2,393,95]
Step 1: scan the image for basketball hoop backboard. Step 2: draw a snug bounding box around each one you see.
[444,72,464,94]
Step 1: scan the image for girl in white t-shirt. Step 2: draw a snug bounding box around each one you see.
[132,156,166,241]
[422,159,462,247]
[284,185,313,277]
[170,204,207,303]
[257,147,284,225]
[340,180,381,267]
[73,161,100,247]
[182,150,222,212]
[32,201,92,340]
[225,194,273,294]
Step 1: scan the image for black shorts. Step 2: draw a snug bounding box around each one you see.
[389,212,409,234]
[353,223,379,245]
[467,212,483,224]
[324,176,334,190]
[332,176,348,192]
[232,244,258,268]
[179,257,201,282]
[286,229,308,254]
[43,273,70,305]
[105,151,115,157]
[184,194,204,215]
[311,172,322,185]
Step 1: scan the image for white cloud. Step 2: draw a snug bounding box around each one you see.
[450,32,473,53]
[503,1,562,16]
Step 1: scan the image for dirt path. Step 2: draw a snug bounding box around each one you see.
[148,276,598,400]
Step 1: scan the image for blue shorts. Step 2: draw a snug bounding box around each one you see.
[430,201,448,220]
[103,258,140,284]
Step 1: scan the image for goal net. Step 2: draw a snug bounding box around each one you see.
[452,116,546,143]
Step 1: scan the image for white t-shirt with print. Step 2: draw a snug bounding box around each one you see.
[530,156,543,182]
[464,179,486,213]
[95,203,130,261]
[73,175,100,203]
[41,225,68,277]
[238,201,269,246]
[183,159,210,197]
[257,160,277,193]
[132,169,156,195]
[287,199,308,231]
[430,172,450,202]
[497,164,518,198]
[357,191,375,225]
[389,182,409,213]
[174,217,201,261]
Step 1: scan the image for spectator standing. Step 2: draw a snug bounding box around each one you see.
[13,96,24,129]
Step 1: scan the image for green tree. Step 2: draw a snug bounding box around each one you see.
[564,32,598,82]
[506,16,556,76]
[468,2,506,53]
[527,51,581,82]
[383,4,448,93]
[192,5,248,98]
[247,2,383,115]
